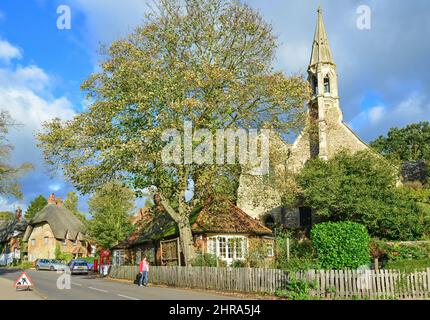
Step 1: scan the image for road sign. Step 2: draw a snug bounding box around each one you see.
[14,271,33,290]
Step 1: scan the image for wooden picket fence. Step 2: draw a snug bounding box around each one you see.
[109,265,430,299]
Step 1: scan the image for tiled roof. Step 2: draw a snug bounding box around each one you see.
[191,200,272,236]
[113,200,272,249]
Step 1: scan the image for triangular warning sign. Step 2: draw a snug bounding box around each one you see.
[14,271,33,288]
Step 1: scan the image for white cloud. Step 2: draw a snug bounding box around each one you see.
[349,93,430,141]
[69,0,150,52]
[0,39,22,63]
[0,65,50,92]
[0,196,25,212]
[0,37,76,210]
[368,106,386,124]
[277,42,310,74]
[48,183,62,192]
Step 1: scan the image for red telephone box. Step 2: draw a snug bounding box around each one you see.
[93,259,98,273]
[100,250,110,265]
[99,250,110,275]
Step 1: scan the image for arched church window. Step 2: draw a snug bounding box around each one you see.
[312,76,318,95]
[324,76,330,93]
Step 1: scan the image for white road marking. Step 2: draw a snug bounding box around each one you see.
[117,294,139,300]
[88,286,108,293]
[72,283,82,286]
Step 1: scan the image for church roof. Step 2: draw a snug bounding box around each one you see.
[309,7,334,67]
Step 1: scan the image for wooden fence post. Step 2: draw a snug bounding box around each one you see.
[286,238,290,262]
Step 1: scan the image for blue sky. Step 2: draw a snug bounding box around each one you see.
[0,0,429,214]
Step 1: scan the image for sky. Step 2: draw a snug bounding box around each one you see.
[0,0,429,213]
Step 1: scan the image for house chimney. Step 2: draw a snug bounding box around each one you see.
[56,196,63,206]
[15,207,22,222]
[48,193,56,205]
[48,193,63,206]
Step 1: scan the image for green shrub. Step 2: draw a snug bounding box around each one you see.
[231,260,247,268]
[385,258,430,272]
[55,243,74,263]
[245,240,274,268]
[20,261,34,269]
[311,221,371,269]
[275,276,318,300]
[191,253,219,267]
[370,239,430,261]
[297,151,427,240]
[275,229,319,271]
[281,257,321,272]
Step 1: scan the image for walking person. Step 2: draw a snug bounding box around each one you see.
[138,257,149,287]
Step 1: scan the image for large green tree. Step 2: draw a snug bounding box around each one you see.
[0,111,33,199]
[64,191,87,224]
[87,182,135,249]
[297,150,428,240]
[25,195,47,221]
[0,211,14,224]
[370,121,430,162]
[37,0,310,264]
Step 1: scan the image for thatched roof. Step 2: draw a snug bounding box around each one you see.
[24,204,86,240]
[0,219,27,243]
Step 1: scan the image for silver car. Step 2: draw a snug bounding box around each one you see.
[68,260,89,275]
[35,259,68,271]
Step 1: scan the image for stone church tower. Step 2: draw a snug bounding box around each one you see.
[237,8,370,228]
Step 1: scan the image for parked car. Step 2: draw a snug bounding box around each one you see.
[35,259,68,271]
[68,260,89,275]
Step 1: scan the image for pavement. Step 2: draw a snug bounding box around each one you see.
[0,274,42,300]
[0,268,237,300]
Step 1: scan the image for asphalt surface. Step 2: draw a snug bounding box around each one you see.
[0,268,236,300]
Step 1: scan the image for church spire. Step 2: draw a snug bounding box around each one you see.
[309,6,334,67]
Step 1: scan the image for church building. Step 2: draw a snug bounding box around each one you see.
[237,8,370,229]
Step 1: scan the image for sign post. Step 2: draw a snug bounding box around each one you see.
[14,271,33,291]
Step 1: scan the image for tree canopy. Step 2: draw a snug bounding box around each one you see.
[37,0,310,264]
[370,121,430,162]
[64,191,87,224]
[87,182,135,249]
[0,111,33,199]
[25,195,47,222]
[297,151,428,240]
[0,211,14,224]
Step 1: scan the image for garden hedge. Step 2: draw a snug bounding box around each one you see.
[310,221,371,269]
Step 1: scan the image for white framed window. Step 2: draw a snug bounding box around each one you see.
[61,239,67,246]
[31,239,35,246]
[207,236,247,264]
[44,236,49,244]
[113,249,125,266]
[267,242,274,257]
[72,240,77,246]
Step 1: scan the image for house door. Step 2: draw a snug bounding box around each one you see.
[299,207,312,229]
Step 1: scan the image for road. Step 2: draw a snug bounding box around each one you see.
[0,268,236,300]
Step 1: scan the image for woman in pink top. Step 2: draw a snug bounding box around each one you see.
[138,257,149,287]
